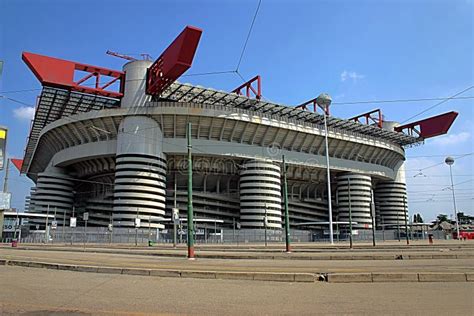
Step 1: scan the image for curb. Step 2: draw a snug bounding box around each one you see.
[7,247,474,261]
[1,259,472,283]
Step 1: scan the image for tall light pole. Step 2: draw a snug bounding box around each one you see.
[282,155,291,253]
[445,156,460,240]
[347,177,353,249]
[316,93,334,244]
[187,122,195,258]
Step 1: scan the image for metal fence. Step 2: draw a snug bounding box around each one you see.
[8,226,448,244]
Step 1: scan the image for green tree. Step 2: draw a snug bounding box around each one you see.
[413,213,424,223]
[437,214,448,223]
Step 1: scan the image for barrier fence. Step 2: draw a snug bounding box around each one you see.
[3,226,447,244]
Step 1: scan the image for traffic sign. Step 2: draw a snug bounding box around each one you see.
[83,212,89,221]
[172,208,179,224]
[70,217,77,227]
[135,218,141,228]
[51,220,57,230]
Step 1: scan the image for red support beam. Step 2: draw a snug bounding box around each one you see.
[22,52,124,98]
[146,26,202,95]
[295,98,330,115]
[11,159,23,172]
[394,111,458,139]
[232,75,262,100]
[349,109,383,128]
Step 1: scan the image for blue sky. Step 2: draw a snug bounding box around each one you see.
[0,0,472,222]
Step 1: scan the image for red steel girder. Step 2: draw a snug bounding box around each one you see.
[349,109,383,128]
[296,98,330,115]
[11,159,23,172]
[232,75,262,100]
[22,52,124,98]
[394,111,458,139]
[146,26,202,95]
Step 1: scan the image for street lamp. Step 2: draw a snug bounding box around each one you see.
[445,156,460,240]
[316,93,334,244]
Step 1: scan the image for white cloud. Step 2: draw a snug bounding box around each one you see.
[13,106,35,121]
[340,70,365,82]
[431,132,471,146]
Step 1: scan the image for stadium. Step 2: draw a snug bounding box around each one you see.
[19,26,457,240]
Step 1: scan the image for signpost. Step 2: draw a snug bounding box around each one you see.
[135,217,141,246]
[0,127,7,171]
[83,212,89,246]
[172,207,179,248]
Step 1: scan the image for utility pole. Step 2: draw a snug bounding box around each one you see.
[282,155,291,253]
[348,177,353,249]
[186,122,195,259]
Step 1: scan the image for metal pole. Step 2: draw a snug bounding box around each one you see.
[382,216,385,242]
[282,155,291,253]
[348,177,353,249]
[323,109,334,244]
[397,212,400,242]
[71,206,75,245]
[214,220,217,244]
[186,122,195,259]
[62,208,66,243]
[233,217,235,244]
[264,203,268,248]
[45,205,50,244]
[148,215,151,243]
[53,207,57,244]
[2,158,9,192]
[173,178,177,248]
[403,195,409,245]
[135,208,139,247]
[448,165,460,240]
[370,190,376,247]
[13,210,19,240]
[84,219,88,248]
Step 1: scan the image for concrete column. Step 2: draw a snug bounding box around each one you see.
[29,166,74,227]
[336,173,373,229]
[113,116,167,229]
[239,159,282,229]
[121,60,153,108]
[374,161,408,229]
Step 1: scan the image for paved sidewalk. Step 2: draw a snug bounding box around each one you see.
[1,266,473,315]
[1,248,473,274]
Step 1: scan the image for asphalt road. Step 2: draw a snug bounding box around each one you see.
[1,266,472,315]
[1,248,473,274]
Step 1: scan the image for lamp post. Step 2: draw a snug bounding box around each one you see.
[316,93,334,244]
[445,156,460,240]
[348,177,353,249]
[187,122,195,258]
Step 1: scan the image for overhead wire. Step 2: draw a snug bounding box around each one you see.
[235,0,262,72]
[400,85,474,123]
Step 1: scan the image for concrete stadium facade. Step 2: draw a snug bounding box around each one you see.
[24,60,416,234]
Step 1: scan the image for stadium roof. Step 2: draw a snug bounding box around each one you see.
[159,82,420,145]
[22,83,421,173]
